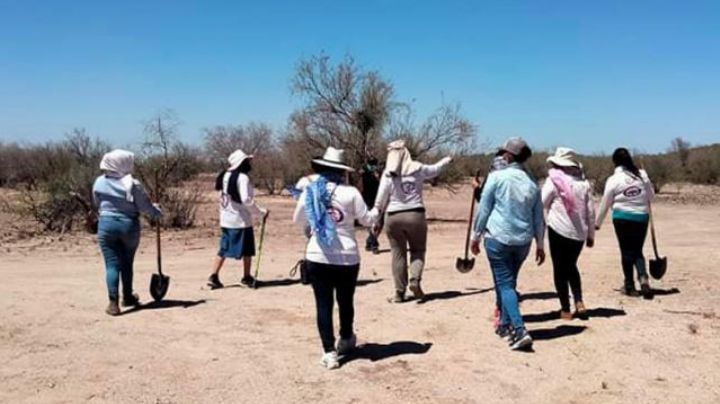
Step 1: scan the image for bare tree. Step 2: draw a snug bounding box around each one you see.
[289,54,395,168]
[670,137,691,168]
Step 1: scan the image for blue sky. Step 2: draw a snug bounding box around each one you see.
[1,0,718,153]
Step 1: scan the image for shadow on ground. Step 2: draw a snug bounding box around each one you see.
[529,325,587,341]
[341,341,433,364]
[124,299,207,315]
[519,291,558,302]
[417,287,494,304]
[523,307,626,323]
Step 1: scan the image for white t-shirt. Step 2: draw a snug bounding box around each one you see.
[542,176,596,242]
[596,168,654,227]
[295,174,319,192]
[374,157,451,213]
[219,172,267,229]
[293,183,379,265]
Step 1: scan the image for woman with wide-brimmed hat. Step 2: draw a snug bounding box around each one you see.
[293,147,380,370]
[542,147,595,320]
[207,149,268,289]
[373,140,452,303]
[93,149,162,316]
[471,137,545,351]
[596,148,655,299]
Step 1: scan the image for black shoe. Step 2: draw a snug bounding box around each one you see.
[207,274,224,289]
[624,286,641,297]
[241,276,255,287]
[121,293,140,307]
[508,328,533,351]
[371,247,380,255]
[640,283,654,300]
[495,324,512,340]
[387,291,405,303]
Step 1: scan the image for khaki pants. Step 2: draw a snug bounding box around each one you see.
[385,210,427,293]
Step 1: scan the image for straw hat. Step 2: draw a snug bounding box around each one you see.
[228,149,253,171]
[547,147,580,168]
[312,147,355,172]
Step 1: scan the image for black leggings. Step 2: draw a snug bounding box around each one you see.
[548,227,585,312]
[308,261,360,353]
[612,219,649,288]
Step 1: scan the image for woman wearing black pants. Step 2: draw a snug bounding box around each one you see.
[542,148,596,320]
[596,148,655,298]
[293,147,379,370]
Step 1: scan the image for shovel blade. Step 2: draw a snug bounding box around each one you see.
[455,257,475,273]
[150,273,170,301]
[649,257,667,280]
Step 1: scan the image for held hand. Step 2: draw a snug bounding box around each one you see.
[263,209,270,220]
[586,238,595,248]
[470,239,481,256]
[471,178,481,189]
[535,248,546,266]
[595,224,601,231]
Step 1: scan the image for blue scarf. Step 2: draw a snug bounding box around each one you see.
[304,172,344,248]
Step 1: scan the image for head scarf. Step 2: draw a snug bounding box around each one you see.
[548,168,577,216]
[385,140,422,177]
[304,171,345,248]
[100,149,135,202]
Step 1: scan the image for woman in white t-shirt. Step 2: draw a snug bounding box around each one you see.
[541,148,595,320]
[293,147,379,370]
[374,140,452,303]
[207,149,268,289]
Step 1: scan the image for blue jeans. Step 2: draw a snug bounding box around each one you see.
[97,215,141,300]
[485,238,531,330]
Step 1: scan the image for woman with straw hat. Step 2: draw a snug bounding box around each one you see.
[207,149,268,289]
[93,149,162,316]
[293,147,380,370]
[373,140,452,303]
[542,147,595,320]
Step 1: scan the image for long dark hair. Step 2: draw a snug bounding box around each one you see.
[215,159,252,203]
[612,148,641,178]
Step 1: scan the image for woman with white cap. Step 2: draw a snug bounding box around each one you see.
[373,140,452,303]
[471,137,545,351]
[293,147,379,370]
[93,149,162,316]
[207,149,268,289]
[542,148,595,320]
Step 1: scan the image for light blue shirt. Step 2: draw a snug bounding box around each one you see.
[93,175,162,219]
[472,163,545,247]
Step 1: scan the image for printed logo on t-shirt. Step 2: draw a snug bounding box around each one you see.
[623,186,643,198]
[328,205,345,223]
[401,181,416,194]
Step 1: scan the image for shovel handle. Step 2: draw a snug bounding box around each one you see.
[463,169,484,258]
[156,219,163,276]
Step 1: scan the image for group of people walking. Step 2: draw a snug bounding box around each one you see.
[92,136,658,368]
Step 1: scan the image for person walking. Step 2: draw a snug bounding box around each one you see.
[360,157,382,254]
[93,149,162,316]
[470,138,545,351]
[207,149,268,289]
[542,148,595,320]
[596,148,655,299]
[373,140,452,303]
[293,147,379,370]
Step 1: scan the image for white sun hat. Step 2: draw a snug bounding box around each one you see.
[547,147,580,168]
[312,147,355,172]
[228,149,253,170]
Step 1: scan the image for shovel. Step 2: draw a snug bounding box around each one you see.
[456,170,484,273]
[149,220,170,301]
[648,203,667,280]
[251,215,268,289]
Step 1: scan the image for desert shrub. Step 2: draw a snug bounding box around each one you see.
[686,146,720,185]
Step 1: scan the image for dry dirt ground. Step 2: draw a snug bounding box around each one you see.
[1,185,719,404]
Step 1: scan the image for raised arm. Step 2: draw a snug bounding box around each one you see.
[419,156,452,179]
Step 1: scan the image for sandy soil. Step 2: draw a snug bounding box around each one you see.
[1,186,719,404]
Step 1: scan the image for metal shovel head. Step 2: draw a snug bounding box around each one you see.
[150,273,170,301]
[649,256,667,280]
[455,257,475,273]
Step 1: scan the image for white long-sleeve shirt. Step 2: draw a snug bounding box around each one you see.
[294,184,379,265]
[219,172,267,229]
[374,157,451,213]
[542,176,596,242]
[596,167,654,228]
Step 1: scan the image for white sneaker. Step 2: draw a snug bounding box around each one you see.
[337,334,357,355]
[320,351,340,370]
